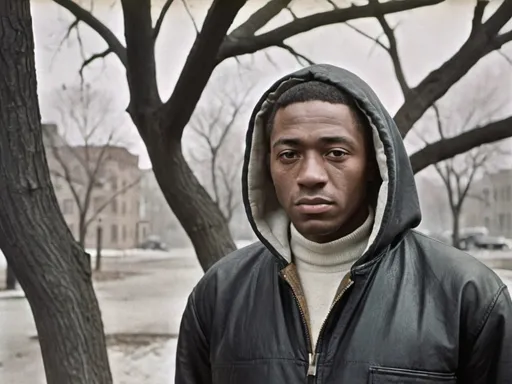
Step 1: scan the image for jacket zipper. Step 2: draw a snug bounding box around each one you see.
[281,272,314,379]
[282,271,354,382]
[308,277,355,382]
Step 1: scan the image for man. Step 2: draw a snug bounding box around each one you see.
[176,64,512,383]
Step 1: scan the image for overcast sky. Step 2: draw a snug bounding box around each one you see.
[30,0,512,170]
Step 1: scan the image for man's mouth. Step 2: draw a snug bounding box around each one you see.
[295,197,334,214]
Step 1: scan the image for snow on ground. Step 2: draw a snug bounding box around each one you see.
[0,240,256,269]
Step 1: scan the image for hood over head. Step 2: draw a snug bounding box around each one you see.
[242,64,421,267]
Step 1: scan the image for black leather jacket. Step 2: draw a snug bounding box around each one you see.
[176,65,512,383]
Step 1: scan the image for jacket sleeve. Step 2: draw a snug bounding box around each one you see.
[175,290,212,384]
[459,286,512,383]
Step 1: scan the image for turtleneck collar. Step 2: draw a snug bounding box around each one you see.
[290,208,375,272]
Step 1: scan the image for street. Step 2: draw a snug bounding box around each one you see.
[0,248,511,383]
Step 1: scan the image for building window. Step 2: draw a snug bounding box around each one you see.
[122,201,127,215]
[63,199,74,215]
[93,197,104,212]
[499,214,505,231]
[507,186,512,202]
[484,217,490,229]
[111,199,118,214]
[122,226,127,241]
[482,188,490,207]
[494,189,498,201]
[111,224,118,243]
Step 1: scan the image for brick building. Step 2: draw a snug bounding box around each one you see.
[43,123,144,249]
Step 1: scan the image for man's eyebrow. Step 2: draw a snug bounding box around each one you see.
[272,137,302,148]
[272,135,358,149]
[318,135,357,148]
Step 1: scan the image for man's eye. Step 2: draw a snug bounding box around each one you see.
[279,151,298,160]
[326,149,347,158]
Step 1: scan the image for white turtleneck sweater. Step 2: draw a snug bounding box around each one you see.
[290,209,375,349]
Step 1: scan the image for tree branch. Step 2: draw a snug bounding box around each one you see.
[153,0,176,41]
[182,0,199,35]
[121,0,161,126]
[368,0,410,95]
[278,43,316,66]
[410,116,512,174]
[345,11,409,96]
[229,0,293,38]
[218,163,240,223]
[497,49,512,66]
[218,0,444,61]
[85,176,141,227]
[161,0,246,142]
[471,0,489,36]
[432,103,445,140]
[79,48,113,78]
[50,18,79,67]
[345,21,388,51]
[395,0,512,137]
[52,0,127,67]
[494,30,512,50]
[50,146,84,214]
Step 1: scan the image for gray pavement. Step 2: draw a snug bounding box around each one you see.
[0,249,511,383]
[0,248,203,384]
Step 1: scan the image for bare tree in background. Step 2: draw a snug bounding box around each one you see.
[416,73,508,248]
[0,1,111,382]
[187,79,251,224]
[48,0,512,271]
[46,84,140,249]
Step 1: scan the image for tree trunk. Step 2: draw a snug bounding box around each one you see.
[0,2,112,383]
[149,139,236,271]
[452,208,461,249]
[6,264,17,290]
[79,219,87,248]
[96,225,103,272]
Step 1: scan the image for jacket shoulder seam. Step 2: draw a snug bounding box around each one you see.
[471,285,507,344]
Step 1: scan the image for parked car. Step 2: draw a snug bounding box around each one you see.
[137,240,169,251]
[474,235,511,251]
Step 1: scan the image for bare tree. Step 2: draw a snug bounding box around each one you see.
[45,0,512,271]
[343,0,512,173]
[0,1,111,382]
[416,72,508,248]
[187,77,251,224]
[46,0,448,271]
[46,84,140,250]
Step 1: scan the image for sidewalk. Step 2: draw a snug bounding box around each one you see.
[0,249,203,384]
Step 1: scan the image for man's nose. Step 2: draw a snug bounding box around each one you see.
[296,155,328,188]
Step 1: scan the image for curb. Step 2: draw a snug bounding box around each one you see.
[0,289,26,300]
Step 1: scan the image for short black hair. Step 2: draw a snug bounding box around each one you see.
[265,80,369,140]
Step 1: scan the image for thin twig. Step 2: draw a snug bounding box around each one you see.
[497,50,512,66]
[79,48,113,80]
[278,43,316,66]
[345,22,388,52]
[182,0,199,35]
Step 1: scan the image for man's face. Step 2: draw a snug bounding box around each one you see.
[269,101,372,243]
